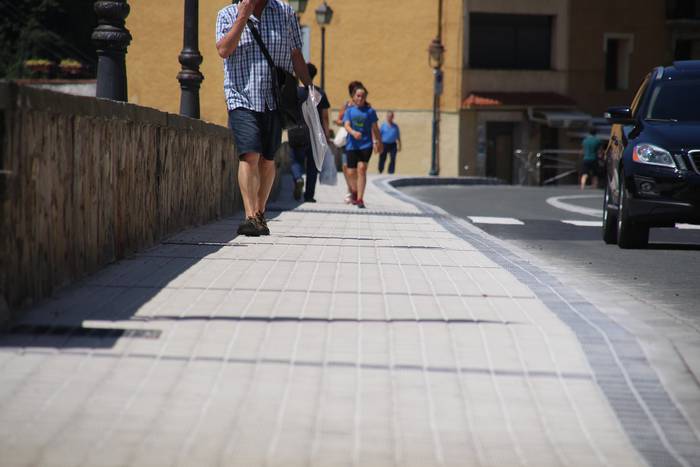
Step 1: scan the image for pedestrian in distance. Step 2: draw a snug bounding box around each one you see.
[216,0,311,236]
[377,111,401,174]
[291,62,331,203]
[343,85,382,209]
[335,80,368,204]
[580,128,602,190]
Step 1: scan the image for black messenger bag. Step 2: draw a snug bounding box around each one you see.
[246,21,303,130]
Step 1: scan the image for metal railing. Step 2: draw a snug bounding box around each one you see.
[514,149,583,186]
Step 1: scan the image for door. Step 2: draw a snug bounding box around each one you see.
[486,122,514,183]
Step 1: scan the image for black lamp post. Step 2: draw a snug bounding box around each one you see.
[428,7,444,176]
[92,0,132,101]
[315,1,333,90]
[178,0,204,118]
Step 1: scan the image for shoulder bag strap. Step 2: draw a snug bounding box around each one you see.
[246,20,276,70]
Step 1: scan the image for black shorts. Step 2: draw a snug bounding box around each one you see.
[228,108,282,160]
[583,160,598,177]
[346,148,372,169]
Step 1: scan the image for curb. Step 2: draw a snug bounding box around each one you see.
[378,177,700,467]
[385,176,504,188]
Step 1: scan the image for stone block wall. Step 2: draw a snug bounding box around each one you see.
[0,83,278,322]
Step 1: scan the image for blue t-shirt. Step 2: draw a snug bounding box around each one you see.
[582,135,601,161]
[343,105,378,151]
[380,122,400,144]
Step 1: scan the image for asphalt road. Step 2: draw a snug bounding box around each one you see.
[400,184,700,324]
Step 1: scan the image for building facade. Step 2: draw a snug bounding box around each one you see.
[126,0,676,180]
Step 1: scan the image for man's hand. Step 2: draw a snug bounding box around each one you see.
[352,130,362,140]
[216,0,255,59]
[237,0,255,19]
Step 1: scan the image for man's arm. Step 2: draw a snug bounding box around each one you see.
[291,49,312,87]
[397,127,401,152]
[215,0,254,59]
[321,108,331,141]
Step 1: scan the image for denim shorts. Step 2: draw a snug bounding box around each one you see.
[228,108,282,160]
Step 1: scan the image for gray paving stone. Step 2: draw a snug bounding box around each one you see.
[1,176,697,466]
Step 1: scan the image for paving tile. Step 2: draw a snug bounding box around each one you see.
[0,176,696,466]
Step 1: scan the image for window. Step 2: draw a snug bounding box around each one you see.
[646,80,700,122]
[630,75,650,118]
[469,14,552,70]
[604,34,634,91]
[675,38,700,60]
[667,0,700,19]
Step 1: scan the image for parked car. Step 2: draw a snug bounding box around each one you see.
[603,60,700,248]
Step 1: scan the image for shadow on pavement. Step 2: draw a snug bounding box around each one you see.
[0,176,304,351]
[646,242,700,251]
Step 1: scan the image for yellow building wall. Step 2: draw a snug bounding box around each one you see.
[126,0,465,176]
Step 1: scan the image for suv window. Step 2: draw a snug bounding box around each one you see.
[630,75,650,118]
[645,80,700,121]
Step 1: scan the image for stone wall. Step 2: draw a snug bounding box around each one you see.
[0,82,279,323]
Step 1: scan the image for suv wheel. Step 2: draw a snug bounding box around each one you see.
[602,183,618,244]
[617,176,649,249]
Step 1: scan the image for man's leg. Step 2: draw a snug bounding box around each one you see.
[239,152,261,218]
[290,147,305,200]
[304,146,318,201]
[580,173,588,190]
[378,150,387,173]
[388,145,397,174]
[256,157,276,215]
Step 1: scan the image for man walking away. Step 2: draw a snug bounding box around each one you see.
[378,111,401,174]
[291,62,331,203]
[216,0,311,236]
[580,129,601,190]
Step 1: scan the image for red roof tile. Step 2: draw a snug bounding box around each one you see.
[462,91,577,108]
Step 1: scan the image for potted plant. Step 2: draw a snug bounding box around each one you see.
[24,58,55,77]
[59,59,84,78]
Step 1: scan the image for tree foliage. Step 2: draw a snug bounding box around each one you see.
[0,0,97,78]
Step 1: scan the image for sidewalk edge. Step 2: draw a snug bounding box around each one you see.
[377,177,700,467]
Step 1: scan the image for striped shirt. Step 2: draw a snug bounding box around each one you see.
[216,0,302,112]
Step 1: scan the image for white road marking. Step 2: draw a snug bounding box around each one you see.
[468,216,524,225]
[562,220,601,227]
[675,223,700,230]
[546,195,603,218]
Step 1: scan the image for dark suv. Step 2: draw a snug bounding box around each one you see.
[603,60,700,248]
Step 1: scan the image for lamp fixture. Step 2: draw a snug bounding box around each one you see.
[315,1,333,26]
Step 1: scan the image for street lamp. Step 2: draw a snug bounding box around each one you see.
[178,0,204,119]
[428,37,444,176]
[315,1,333,90]
[92,0,132,101]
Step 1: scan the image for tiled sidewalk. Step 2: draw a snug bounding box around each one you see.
[0,176,697,466]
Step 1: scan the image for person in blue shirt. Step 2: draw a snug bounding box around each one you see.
[378,111,401,174]
[580,129,602,190]
[343,85,382,208]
